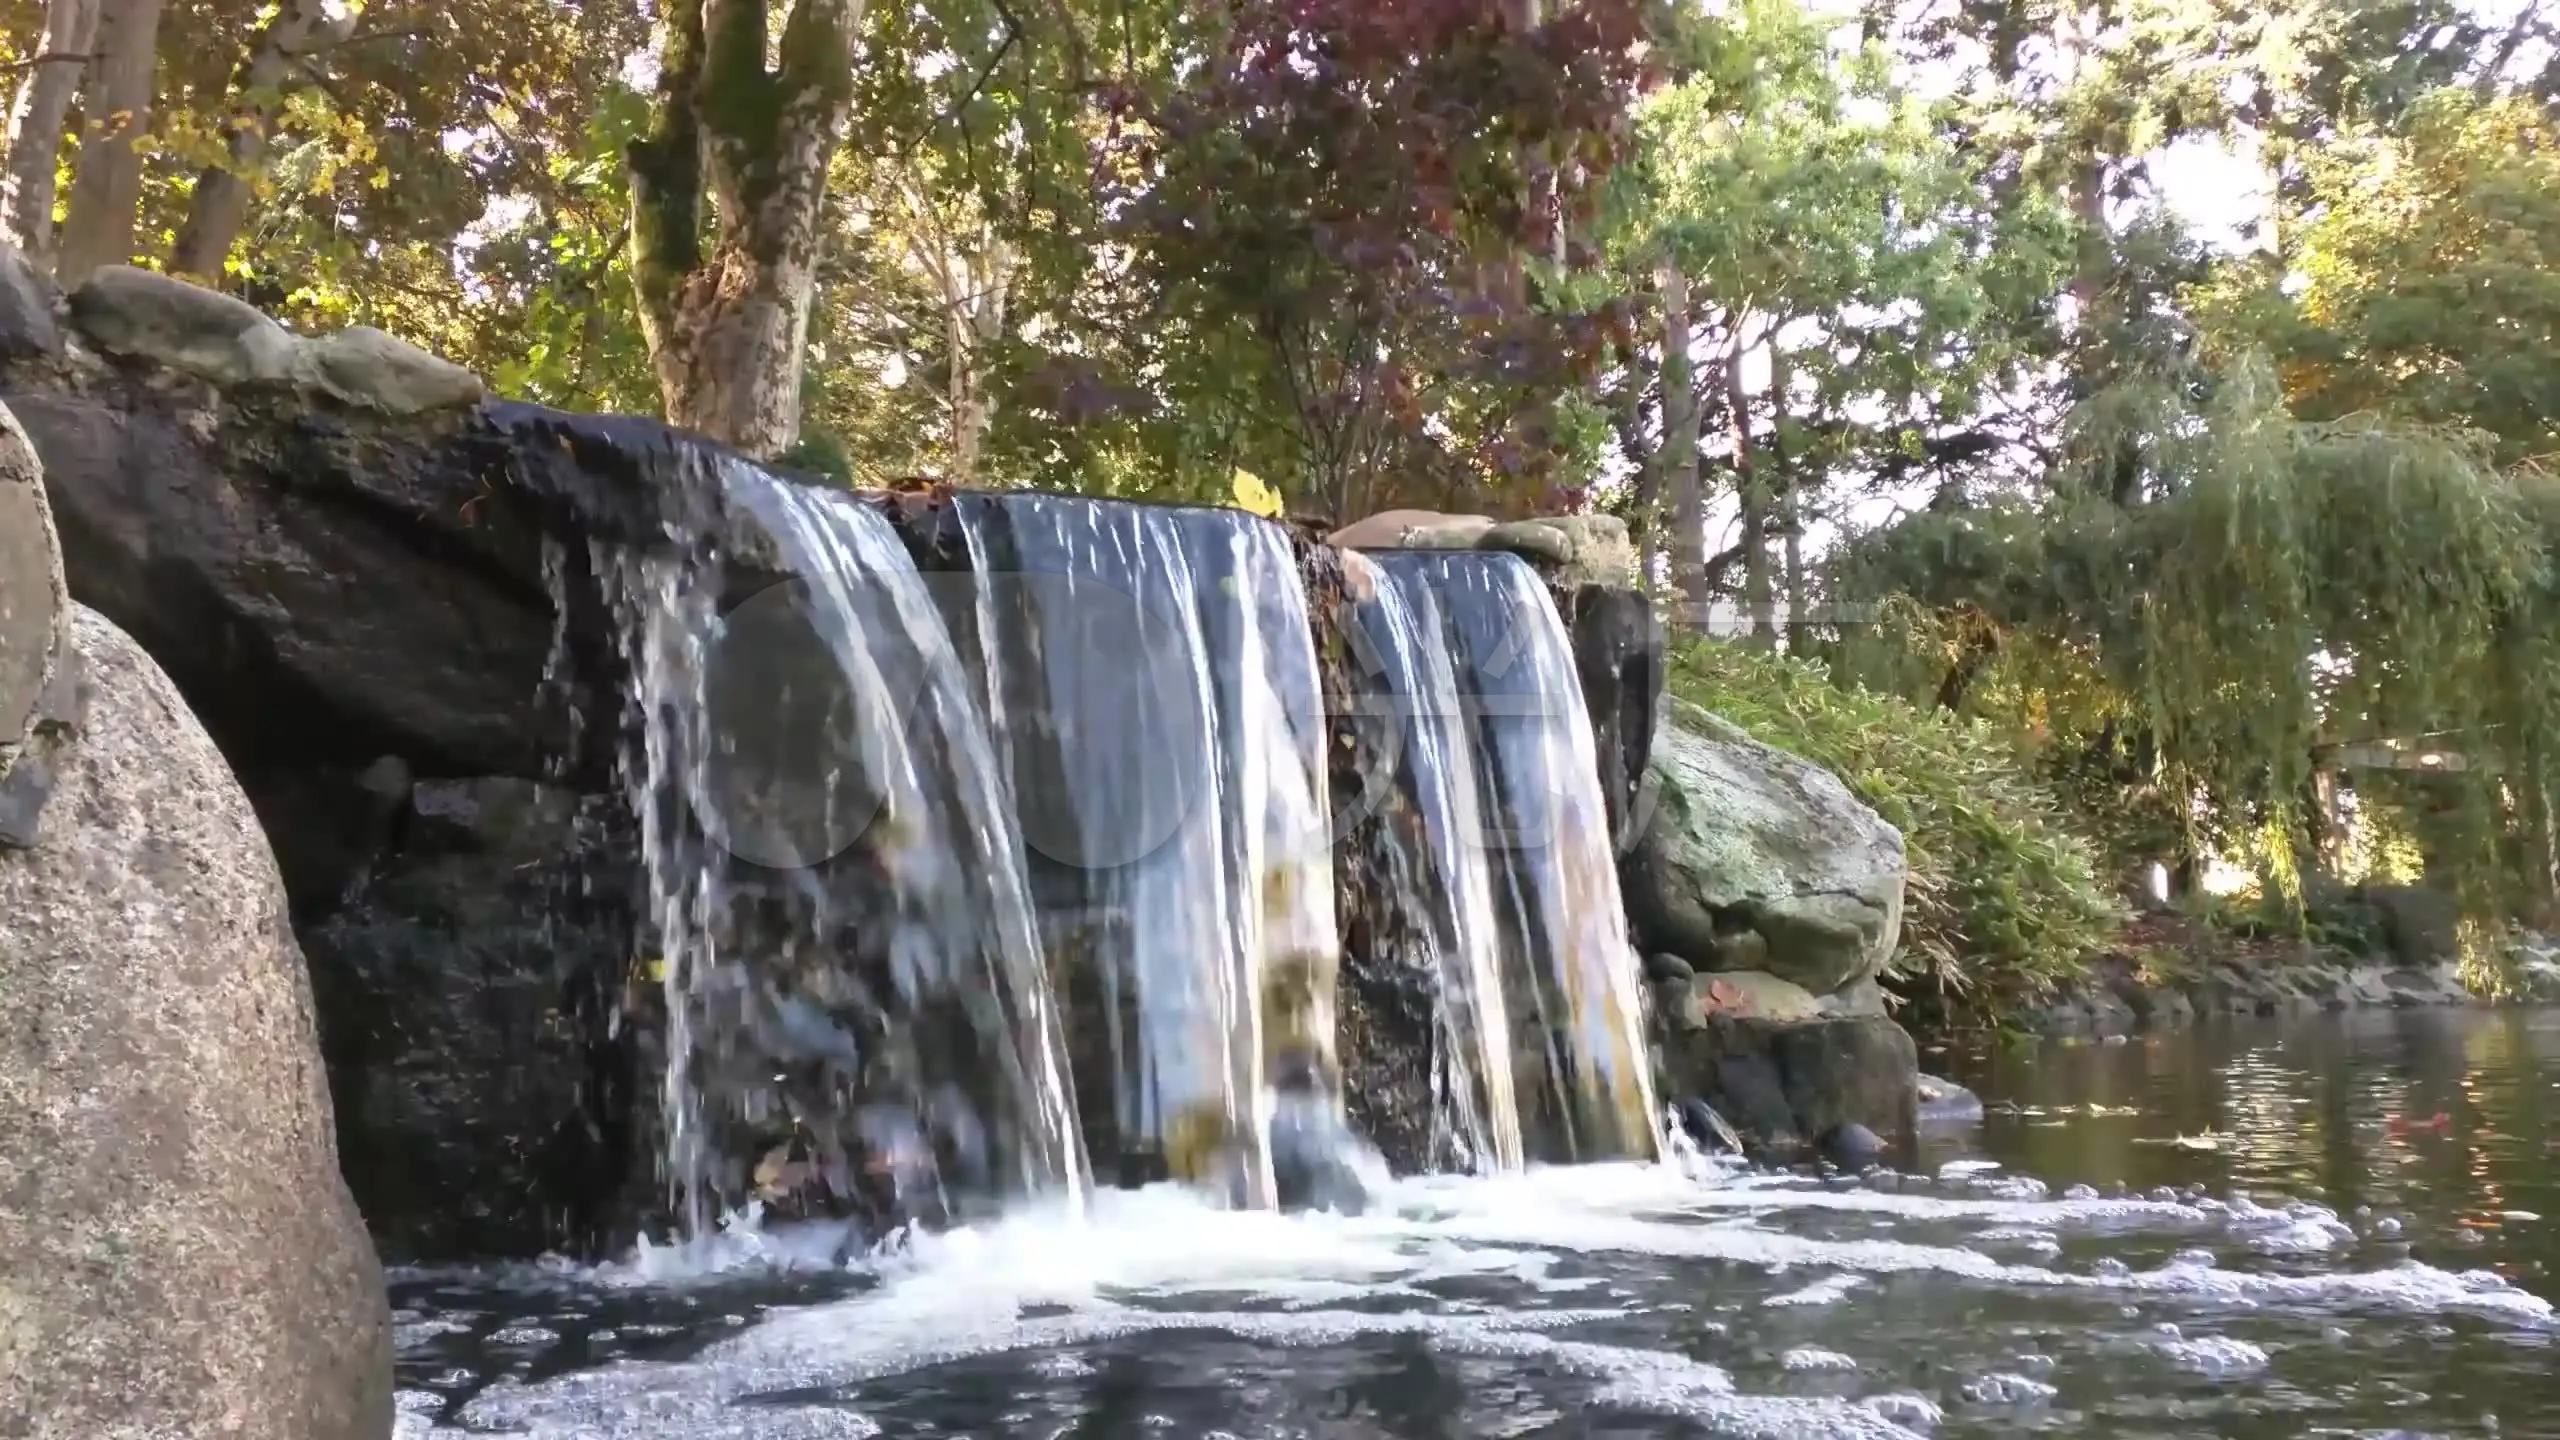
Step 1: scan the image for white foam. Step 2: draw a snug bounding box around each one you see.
[1766,1274,1867,1307]
[1861,1392,1945,1430]
[2151,1332,2271,1376]
[399,1158,2557,1436]
[1961,1372,2059,1405]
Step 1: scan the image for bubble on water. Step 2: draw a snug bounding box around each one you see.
[2063,1184,2100,1202]
[1862,1392,1944,1430]
[1938,1160,2002,1180]
[2252,1218,2358,1254]
[1962,1373,2059,1405]
[2170,1248,2218,1269]
[486,1325,561,1348]
[2153,1332,2269,1377]
[393,1315,473,1350]
[1780,1346,1859,1371]
[2374,1217,2405,1239]
[2093,1258,2133,1279]
[2013,1352,2057,1375]
[1766,1274,1866,1307]
[1971,1225,2057,1244]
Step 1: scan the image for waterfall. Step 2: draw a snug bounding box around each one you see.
[946,494,1342,1208]
[601,455,1086,1238]
[1341,561,1528,1174]
[580,444,1644,1235]
[1372,551,1663,1165]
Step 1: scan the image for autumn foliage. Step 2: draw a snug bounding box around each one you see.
[1093,0,1658,522]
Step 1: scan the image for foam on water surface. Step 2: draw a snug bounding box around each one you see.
[393,1153,2554,1437]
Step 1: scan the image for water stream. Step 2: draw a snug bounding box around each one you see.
[388,1008,2560,1438]
[602,461,1088,1235]
[942,493,1341,1205]
[1371,552,1661,1166]
[1340,557,1526,1175]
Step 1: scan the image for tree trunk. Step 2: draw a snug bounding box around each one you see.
[1728,346,1771,648]
[1657,262,1706,630]
[626,0,864,459]
[899,180,1013,486]
[1772,347,1806,652]
[1610,353,1661,590]
[2521,732,2560,918]
[53,0,164,285]
[3,0,99,266]
[167,0,354,281]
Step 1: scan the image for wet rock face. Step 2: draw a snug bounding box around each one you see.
[5,383,643,792]
[0,605,393,1439]
[306,777,652,1261]
[1558,582,1662,857]
[1622,700,1905,997]
[1304,543,1442,1174]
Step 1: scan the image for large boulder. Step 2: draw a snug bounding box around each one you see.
[0,400,67,827]
[0,603,393,1438]
[1622,699,1906,996]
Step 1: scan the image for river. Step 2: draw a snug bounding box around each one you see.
[390,1007,2560,1438]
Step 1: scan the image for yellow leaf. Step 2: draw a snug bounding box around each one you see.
[1230,466,1283,519]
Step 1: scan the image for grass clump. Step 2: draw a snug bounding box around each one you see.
[1664,638,2125,1019]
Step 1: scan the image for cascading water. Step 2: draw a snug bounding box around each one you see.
[599,456,1085,1241]
[1339,558,1528,1174]
[945,494,1345,1208]
[1372,550,1663,1166]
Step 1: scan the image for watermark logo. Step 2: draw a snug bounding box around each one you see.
[681,574,1869,873]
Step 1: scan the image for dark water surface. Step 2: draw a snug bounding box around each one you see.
[394,1008,2560,1438]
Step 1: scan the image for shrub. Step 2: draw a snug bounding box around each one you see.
[1664,639,2124,1018]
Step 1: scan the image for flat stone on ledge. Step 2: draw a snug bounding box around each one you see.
[64,266,485,415]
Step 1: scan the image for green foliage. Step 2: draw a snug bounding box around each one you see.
[1832,344,2560,912]
[2202,89,2560,466]
[1665,638,2124,1014]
